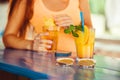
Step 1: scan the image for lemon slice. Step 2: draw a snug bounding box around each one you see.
[75,26,89,44]
[56,58,74,65]
[44,18,56,30]
[75,31,84,44]
[84,25,89,44]
[88,29,95,44]
[78,59,95,66]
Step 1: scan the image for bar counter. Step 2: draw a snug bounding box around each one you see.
[0,48,120,80]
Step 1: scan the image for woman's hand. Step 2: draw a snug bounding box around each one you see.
[32,33,53,52]
[54,14,73,28]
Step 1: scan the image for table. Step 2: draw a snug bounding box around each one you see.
[0,48,120,80]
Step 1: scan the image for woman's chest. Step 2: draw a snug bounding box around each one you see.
[41,0,69,12]
[30,0,80,33]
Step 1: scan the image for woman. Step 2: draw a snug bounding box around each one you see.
[3,0,92,53]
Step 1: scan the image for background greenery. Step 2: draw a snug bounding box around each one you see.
[89,0,105,14]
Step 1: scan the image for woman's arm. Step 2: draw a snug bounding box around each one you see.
[3,0,33,50]
[79,0,92,28]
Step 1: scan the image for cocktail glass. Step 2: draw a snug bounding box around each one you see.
[75,27,95,67]
[42,17,59,52]
[41,30,58,52]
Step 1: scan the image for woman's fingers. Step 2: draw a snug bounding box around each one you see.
[38,47,48,52]
[33,40,53,52]
[40,39,53,44]
[33,33,53,52]
[35,32,49,38]
[54,14,73,27]
[40,43,52,49]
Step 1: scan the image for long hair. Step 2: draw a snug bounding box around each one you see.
[8,0,34,37]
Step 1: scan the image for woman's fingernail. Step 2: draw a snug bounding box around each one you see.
[44,32,49,35]
[47,45,51,48]
[48,40,53,44]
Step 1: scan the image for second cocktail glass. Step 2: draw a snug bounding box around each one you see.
[74,26,95,67]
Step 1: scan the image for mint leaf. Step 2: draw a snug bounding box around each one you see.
[69,25,75,31]
[75,25,82,31]
[72,31,79,37]
[64,25,82,37]
[64,29,71,34]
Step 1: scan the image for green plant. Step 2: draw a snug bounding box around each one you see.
[64,25,82,37]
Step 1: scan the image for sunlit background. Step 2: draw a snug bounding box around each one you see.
[0,0,120,53]
[90,0,120,39]
[0,0,8,49]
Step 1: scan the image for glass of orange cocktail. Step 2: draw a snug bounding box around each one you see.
[42,17,59,52]
[74,25,95,67]
[42,30,58,52]
[64,23,95,67]
[75,26,95,59]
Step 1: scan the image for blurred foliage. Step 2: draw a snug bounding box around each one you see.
[89,0,105,14]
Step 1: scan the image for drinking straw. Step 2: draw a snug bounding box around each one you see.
[80,12,84,32]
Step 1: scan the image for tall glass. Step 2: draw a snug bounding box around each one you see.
[42,29,58,52]
[41,17,59,52]
[75,28,95,67]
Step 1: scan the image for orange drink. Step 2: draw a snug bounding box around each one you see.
[42,30,58,52]
[74,26,95,59]
[64,24,95,67]
[43,17,59,52]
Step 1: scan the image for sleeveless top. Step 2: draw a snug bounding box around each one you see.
[26,0,81,53]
